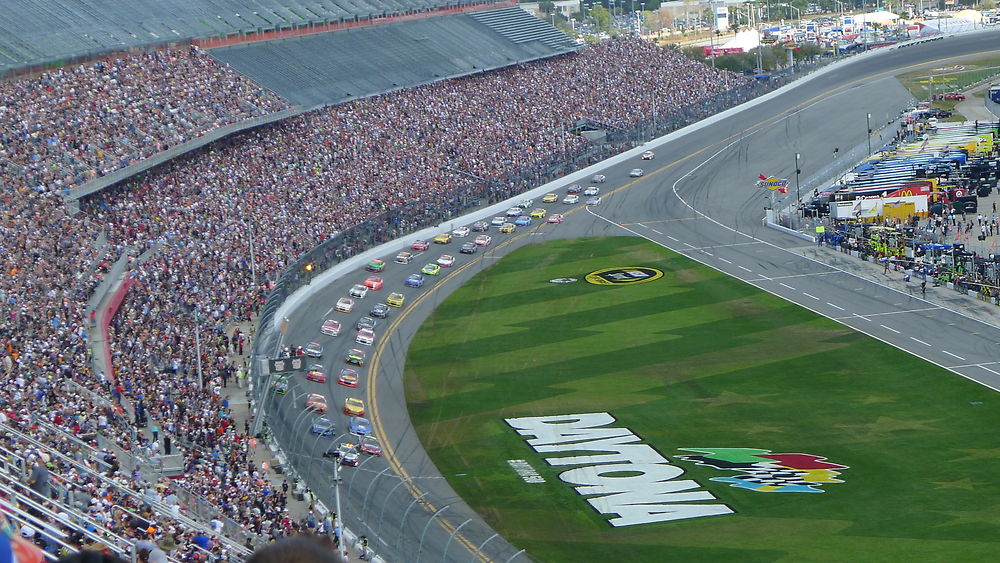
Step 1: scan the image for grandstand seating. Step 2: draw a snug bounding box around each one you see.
[210,6,578,106]
[0,0,506,74]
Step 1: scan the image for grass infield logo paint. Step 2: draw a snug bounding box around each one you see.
[676,448,849,493]
[585,267,663,286]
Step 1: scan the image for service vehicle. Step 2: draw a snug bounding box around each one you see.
[395,251,414,264]
[310,417,335,436]
[335,297,355,313]
[583,186,600,196]
[349,284,368,299]
[542,193,559,203]
[433,233,452,244]
[349,417,373,436]
[386,292,405,307]
[547,214,564,224]
[320,319,342,337]
[474,234,492,246]
[460,242,478,254]
[363,276,383,290]
[305,393,327,413]
[452,226,470,238]
[305,341,323,358]
[365,259,386,272]
[471,221,489,232]
[499,223,516,234]
[337,368,359,388]
[529,208,546,219]
[437,254,455,267]
[411,240,429,251]
[405,273,425,288]
[356,328,375,346]
[422,263,441,276]
[343,397,366,417]
[346,349,366,366]
[370,303,390,318]
[563,194,580,204]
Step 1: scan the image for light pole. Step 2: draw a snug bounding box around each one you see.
[794,152,801,217]
[866,113,872,156]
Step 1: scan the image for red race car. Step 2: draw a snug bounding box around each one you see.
[411,240,429,251]
[363,276,383,290]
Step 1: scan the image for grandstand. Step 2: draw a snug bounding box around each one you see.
[210,5,579,106]
[0,0,508,74]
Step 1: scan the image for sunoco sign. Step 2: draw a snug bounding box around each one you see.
[505,413,733,527]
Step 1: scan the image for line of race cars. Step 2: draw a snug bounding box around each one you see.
[273,149,654,467]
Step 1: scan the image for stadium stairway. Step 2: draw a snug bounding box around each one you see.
[467,5,577,51]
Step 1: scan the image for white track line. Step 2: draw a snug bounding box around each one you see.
[827,302,845,310]
[852,313,871,322]
[718,257,732,264]
[881,324,900,333]
[738,265,752,272]
[910,337,931,346]
[779,282,795,290]
[853,307,940,318]
[802,292,819,300]
[942,350,966,361]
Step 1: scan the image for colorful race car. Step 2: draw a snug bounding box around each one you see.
[471,221,490,232]
[370,303,390,318]
[346,349,366,366]
[529,208,547,219]
[356,328,375,346]
[583,186,600,196]
[547,214,564,224]
[272,375,288,394]
[452,226,471,238]
[337,368,359,388]
[320,319,342,337]
[641,150,655,160]
[366,259,386,272]
[592,174,606,183]
[629,168,645,177]
[395,251,413,264]
[474,235,492,246]
[343,397,366,417]
[349,284,369,299]
[386,292,405,307]
[363,276,383,290]
[359,436,382,456]
[310,416,335,436]
[305,366,327,383]
[349,417,372,436]
[587,196,602,206]
[305,393,327,414]
[335,297,355,313]
[499,223,516,234]
[356,316,376,331]
[460,242,477,254]
[491,216,507,226]
[563,195,579,204]
[505,207,522,217]
[437,254,455,267]
[433,233,452,244]
[411,240,429,251]
[518,199,533,209]
[305,341,323,358]
[337,443,360,467]
[514,215,531,226]
[422,263,441,276]
[405,274,425,288]
[542,193,559,203]
[566,184,582,194]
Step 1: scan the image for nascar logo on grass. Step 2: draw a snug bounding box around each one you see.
[585,267,663,286]
[676,448,849,493]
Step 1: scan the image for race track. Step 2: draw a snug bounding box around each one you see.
[274,30,1000,562]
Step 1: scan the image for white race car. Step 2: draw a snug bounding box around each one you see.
[452,226,471,238]
[583,186,600,197]
[563,194,580,204]
[349,284,369,299]
[641,151,655,160]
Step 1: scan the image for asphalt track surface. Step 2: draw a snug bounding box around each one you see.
[277,31,1000,562]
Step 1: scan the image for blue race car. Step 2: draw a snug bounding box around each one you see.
[310,417,335,436]
[514,215,532,226]
[349,417,373,436]
[405,273,425,288]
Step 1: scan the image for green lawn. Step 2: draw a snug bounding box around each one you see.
[405,237,1000,562]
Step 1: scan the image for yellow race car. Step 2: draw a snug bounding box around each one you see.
[386,292,405,307]
[343,397,366,417]
[529,208,547,219]
[433,233,453,244]
[499,223,516,234]
[542,193,558,203]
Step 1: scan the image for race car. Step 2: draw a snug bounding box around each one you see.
[566,184,582,194]
[505,207,522,217]
[529,208,547,219]
[491,216,507,226]
[641,150,655,160]
[310,417,335,436]
[386,292,405,307]
[452,226,471,238]
[629,168,645,177]
[366,259,386,272]
[474,234,492,246]
[592,174,606,183]
[359,436,382,456]
[499,223,516,234]
[272,375,289,395]
[583,186,600,196]
[518,199,533,209]
[542,193,559,203]
[395,251,413,264]
[356,328,375,346]
[411,240,429,251]
[370,303,390,318]
[471,221,489,232]
[305,366,327,383]
[349,284,369,299]
[587,196,602,206]
[363,276,383,290]
[433,233,452,244]
[337,443,360,467]
[335,297,355,313]
[405,273,425,288]
[356,316,376,331]
[514,215,531,226]
[349,417,373,436]
[343,397,366,417]
[320,319,342,337]
[305,393,327,414]
[460,242,478,254]
[547,214,564,224]
[563,194,579,204]
[346,348,366,366]
[422,263,441,276]
[305,341,323,358]
[437,254,455,267]
[337,368,359,388]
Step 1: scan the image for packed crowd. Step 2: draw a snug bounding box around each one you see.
[0,37,763,559]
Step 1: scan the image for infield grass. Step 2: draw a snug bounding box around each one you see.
[405,237,1000,562]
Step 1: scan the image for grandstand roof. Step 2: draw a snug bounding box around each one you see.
[209,6,579,107]
[0,0,506,74]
